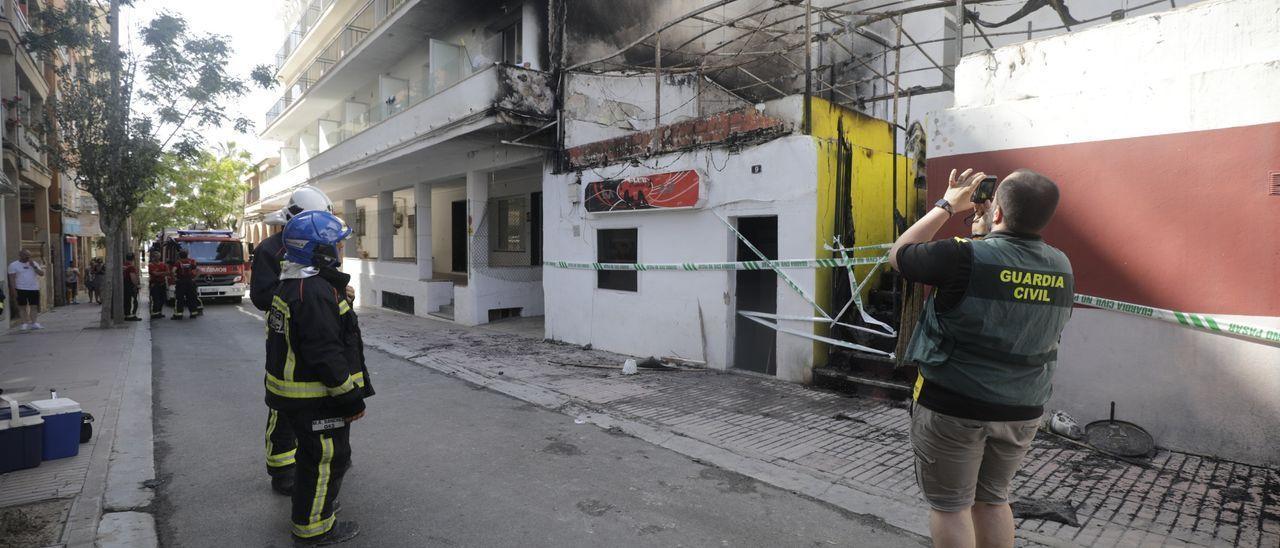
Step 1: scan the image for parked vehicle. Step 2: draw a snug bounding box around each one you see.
[154,229,250,304]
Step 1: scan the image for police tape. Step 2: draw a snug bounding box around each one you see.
[545,256,1280,349]
[1072,294,1280,348]
[545,256,888,272]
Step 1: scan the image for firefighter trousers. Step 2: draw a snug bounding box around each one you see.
[149,284,167,317]
[282,411,351,539]
[264,409,298,477]
[124,285,139,317]
[174,280,202,315]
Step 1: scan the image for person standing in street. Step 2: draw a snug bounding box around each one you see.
[147,249,171,320]
[890,168,1073,548]
[266,210,371,545]
[65,261,81,304]
[123,253,142,321]
[251,185,335,497]
[8,249,46,331]
[171,250,202,319]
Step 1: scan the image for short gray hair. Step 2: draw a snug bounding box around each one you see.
[996,169,1060,234]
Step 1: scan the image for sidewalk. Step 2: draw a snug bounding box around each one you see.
[0,304,156,548]
[354,307,1280,548]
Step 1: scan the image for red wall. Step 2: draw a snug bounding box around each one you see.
[927,121,1280,316]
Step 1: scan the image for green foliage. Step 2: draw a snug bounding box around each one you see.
[250,64,278,89]
[133,143,252,244]
[24,0,253,326]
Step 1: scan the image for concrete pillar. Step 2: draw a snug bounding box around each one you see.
[415,182,433,280]
[377,191,394,260]
[455,170,490,325]
[342,199,357,259]
[465,171,488,276]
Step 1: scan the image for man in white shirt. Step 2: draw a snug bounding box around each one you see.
[7,249,46,331]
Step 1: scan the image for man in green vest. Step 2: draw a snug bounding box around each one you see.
[889,168,1073,548]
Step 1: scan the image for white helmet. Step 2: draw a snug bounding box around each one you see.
[265,185,333,226]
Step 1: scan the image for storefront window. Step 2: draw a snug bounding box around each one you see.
[392,187,416,259]
[354,196,379,259]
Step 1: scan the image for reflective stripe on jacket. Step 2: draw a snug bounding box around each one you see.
[264,276,373,417]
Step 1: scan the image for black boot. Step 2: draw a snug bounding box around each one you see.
[294,521,359,546]
[271,473,295,496]
[171,314,183,320]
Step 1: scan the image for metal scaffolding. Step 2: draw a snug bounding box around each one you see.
[564,0,1182,128]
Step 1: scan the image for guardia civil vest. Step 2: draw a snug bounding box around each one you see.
[906,233,1074,408]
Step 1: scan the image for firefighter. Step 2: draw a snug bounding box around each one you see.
[147,248,171,319]
[266,210,371,545]
[171,250,202,319]
[251,185,334,497]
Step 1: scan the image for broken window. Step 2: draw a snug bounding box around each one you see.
[597,228,637,292]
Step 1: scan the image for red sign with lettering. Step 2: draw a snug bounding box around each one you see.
[584,170,701,213]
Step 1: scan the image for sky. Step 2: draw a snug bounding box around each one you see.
[119,0,288,161]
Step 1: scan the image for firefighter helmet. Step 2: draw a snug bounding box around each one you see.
[283,210,351,268]
[266,186,333,226]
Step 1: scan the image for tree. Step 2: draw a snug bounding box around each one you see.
[26,1,261,327]
[131,144,252,244]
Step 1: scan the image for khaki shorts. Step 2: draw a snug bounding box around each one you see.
[910,404,1039,513]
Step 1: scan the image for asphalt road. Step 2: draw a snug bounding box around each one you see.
[151,301,926,548]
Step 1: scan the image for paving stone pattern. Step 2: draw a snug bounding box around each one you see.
[359,308,1280,548]
[0,308,129,513]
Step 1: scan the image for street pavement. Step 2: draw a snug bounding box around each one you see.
[150,302,927,547]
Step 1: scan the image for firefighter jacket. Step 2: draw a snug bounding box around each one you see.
[173,258,199,281]
[250,232,286,312]
[147,263,170,287]
[264,264,373,419]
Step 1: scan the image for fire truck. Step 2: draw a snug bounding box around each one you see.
[154,229,250,304]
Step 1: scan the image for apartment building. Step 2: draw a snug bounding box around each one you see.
[248,0,555,325]
[1,0,53,325]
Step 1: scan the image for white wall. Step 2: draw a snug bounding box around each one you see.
[543,135,821,382]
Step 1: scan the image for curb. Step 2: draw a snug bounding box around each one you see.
[97,316,158,547]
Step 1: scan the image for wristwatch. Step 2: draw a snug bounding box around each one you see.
[934,198,954,216]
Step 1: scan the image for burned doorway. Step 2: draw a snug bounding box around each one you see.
[451,200,467,272]
[733,216,778,375]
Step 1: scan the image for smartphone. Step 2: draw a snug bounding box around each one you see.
[971,175,998,203]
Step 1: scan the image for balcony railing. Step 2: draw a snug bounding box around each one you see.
[8,0,32,36]
[274,0,335,71]
[264,0,413,129]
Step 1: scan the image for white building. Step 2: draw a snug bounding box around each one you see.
[245,0,554,325]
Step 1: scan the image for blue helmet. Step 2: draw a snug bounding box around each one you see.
[283,210,352,267]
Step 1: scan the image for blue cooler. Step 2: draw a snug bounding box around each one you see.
[29,398,82,460]
[0,397,44,473]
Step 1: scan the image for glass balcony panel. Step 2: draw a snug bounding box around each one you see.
[428,40,466,96]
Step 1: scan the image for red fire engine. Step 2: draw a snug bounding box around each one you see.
[153,229,250,304]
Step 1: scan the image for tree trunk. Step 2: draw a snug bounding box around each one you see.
[99,218,125,328]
